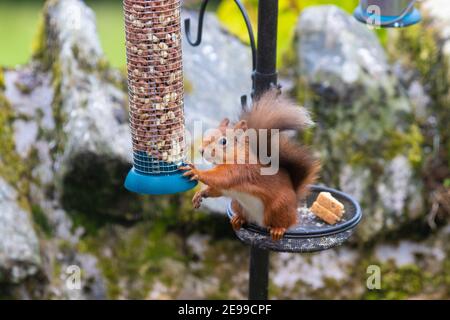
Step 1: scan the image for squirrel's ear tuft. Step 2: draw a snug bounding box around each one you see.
[234,120,248,131]
[219,118,230,128]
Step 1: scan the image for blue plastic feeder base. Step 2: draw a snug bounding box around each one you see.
[124,167,197,195]
[354,7,421,28]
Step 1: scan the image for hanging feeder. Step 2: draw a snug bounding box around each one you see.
[354,0,421,28]
[122,0,197,195]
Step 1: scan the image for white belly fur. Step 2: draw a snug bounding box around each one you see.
[223,190,265,226]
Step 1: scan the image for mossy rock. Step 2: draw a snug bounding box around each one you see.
[61,152,149,222]
[294,6,426,241]
[388,1,450,224]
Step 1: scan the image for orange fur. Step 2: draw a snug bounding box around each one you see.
[182,89,320,240]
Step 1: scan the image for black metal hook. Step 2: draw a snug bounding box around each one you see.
[184,0,209,47]
[184,0,257,72]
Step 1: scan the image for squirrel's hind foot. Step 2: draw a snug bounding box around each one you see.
[230,215,246,231]
[269,227,286,241]
[192,190,204,209]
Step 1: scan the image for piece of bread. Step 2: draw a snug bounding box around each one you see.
[316,192,344,218]
[310,201,340,225]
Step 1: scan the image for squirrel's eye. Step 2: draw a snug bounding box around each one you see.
[218,137,227,146]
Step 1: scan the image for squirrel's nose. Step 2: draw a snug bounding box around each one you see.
[199,148,204,157]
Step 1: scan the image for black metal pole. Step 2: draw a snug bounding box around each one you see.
[249,245,270,300]
[248,0,278,301]
[253,0,278,95]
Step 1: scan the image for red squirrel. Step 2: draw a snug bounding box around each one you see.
[181,89,320,240]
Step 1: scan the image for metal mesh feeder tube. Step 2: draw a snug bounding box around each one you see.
[123,0,197,195]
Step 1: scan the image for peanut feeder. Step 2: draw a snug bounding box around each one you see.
[123,0,197,194]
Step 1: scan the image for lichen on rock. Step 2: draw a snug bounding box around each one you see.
[294,5,425,241]
[0,178,41,284]
[31,0,140,219]
[388,0,450,226]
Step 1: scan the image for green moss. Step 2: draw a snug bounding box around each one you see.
[31,10,53,70]
[444,179,450,188]
[100,63,128,93]
[0,90,33,220]
[31,204,53,238]
[383,124,424,168]
[393,24,440,79]
[72,191,239,299]
[365,265,424,300]
[363,262,435,300]
[443,259,450,296]
[0,93,27,186]
[375,29,388,48]
[14,81,33,95]
[31,14,46,60]
[314,119,424,171]
[60,152,161,228]
[200,239,247,299]
[405,125,424,168]
[391,19,450,173]
[70,210,112,236]
[49,60,69,156]
[78,221,185,299]
[97,56,110,73]
[301,128,314,146]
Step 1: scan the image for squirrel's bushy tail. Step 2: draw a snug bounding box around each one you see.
[279,136,320,197]
[240,89,314,132]
[241,89,320,197]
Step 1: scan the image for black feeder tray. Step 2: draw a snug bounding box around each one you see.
[226,185,362,253]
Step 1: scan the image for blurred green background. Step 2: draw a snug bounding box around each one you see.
[1,0,376,69]
[0,0,126,67]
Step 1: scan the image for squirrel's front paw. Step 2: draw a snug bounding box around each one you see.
[180,163,200,181]
[192,191,204,209]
